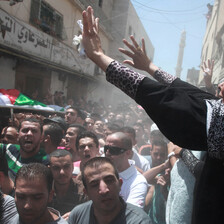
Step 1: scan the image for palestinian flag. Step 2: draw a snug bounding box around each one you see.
[0,89,63,111]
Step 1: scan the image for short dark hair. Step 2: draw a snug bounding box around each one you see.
[105,123,121,133]
[120,126,136,139]
[76,131,99,150]
[68,124,86,135]
[66,106,81,117]
[81,157,119,189]
[15,163,53,192]
[49,149,72,162]
[151,140,167,151]
[19,117,43,133]
[44,123,63,147]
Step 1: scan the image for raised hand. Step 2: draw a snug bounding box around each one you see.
[119,35,158,75]
[82,6,113,71]
[201,59,214,88]
[82,6,102,60]
[119,35,149,70]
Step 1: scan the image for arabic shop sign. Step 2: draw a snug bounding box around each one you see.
[0,9,52,59]
[0,9,77,69]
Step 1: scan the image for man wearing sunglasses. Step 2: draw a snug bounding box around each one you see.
[104,132,148,208]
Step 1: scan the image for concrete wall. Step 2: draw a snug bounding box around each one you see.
[0,57,16,89]
[199,0,219,84]
[50,70,68,96]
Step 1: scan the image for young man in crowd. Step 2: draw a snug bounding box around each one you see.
[65,106,84,125]
[68,157,151,224]
[13,163,67,224]
[121,126,151,172]
[143,140,170,224]
[0,117,48,179]
[76,131,100,170]
[65,124,86,162]
[0,126,18,144]
[105,132,148,208]
[49,150,87,216]
[42,122,64,154]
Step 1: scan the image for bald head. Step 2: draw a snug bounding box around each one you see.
[107,132,132,150]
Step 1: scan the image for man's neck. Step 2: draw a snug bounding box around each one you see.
[20,151,38,159]
[54,181,71,198]
[44,145,57,155]
[94,200,123,224]
[71,149,80,162]
[117,160,130,173]
[20,146,40,159]
[28,208,57,224]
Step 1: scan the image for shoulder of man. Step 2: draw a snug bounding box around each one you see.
[68,201,92,224]
[33,148,49,165]
[125,202,152,223]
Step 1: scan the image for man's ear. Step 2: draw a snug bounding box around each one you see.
[43,135,50,143]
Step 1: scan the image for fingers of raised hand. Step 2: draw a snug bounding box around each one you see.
[142,38,146,54]
[119,48,134,58]
[87,7,94,34]
[123,39,137,53]
[82,10,89,34]
[130,35,139,49]
[95,17,99,33]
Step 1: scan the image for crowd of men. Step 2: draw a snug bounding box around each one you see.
[0,98,175,224]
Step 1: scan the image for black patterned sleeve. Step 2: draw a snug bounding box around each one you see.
[154,69,177,85]
[106,61,146,99]
[179,148,204,179]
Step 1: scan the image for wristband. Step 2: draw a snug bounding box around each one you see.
[168,152,175,159]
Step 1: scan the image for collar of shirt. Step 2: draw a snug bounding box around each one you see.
[119,160,137,180]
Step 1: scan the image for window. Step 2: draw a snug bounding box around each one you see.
[99,0,103,8]
[30,0,65,40]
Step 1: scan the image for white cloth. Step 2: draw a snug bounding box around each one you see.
[132,150,151,172]
[119,160,148,208]
[166,151,205,224]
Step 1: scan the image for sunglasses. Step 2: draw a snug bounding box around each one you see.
[104,145,128,155]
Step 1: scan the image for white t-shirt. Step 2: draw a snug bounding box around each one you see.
[119,160,148,208]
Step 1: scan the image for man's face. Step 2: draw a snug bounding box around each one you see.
[84,163,122,214]
[93,121,104,133]
[85,118,94,131]
[107,112,115,122]
[133,125,144,139]
[65,109,78,124]
[78,137,99,164]
[103,126,113,137]
[65,127,79,150]
[15,177,52,224]
[151,145,167,167]
[1,126,18,144]
[19,121,42,157]
[105,135,127,171]
[50,155,73,186]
